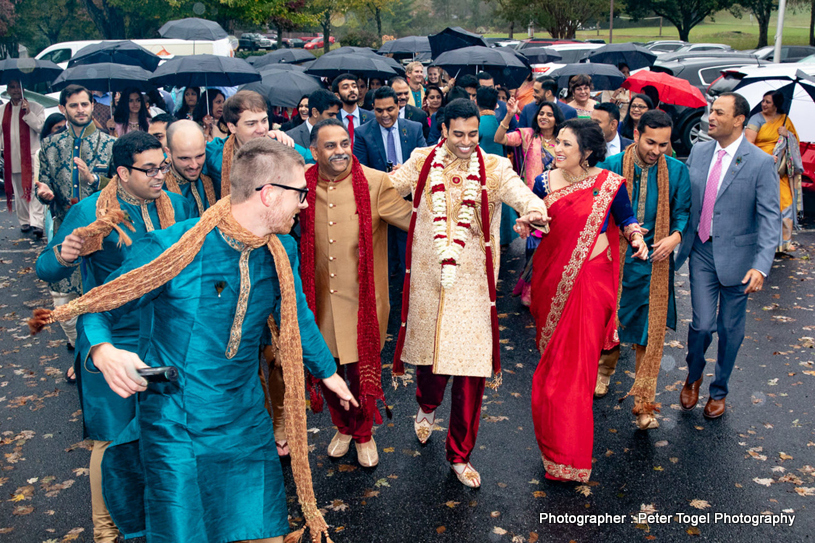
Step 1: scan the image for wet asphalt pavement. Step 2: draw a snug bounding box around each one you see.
[0,209,813,543]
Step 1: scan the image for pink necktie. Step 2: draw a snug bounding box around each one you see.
[698,149,727,243]
[347,114,355,147]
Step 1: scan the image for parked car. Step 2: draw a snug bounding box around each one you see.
[698,63,815,144]
[528,43,604,75]
[649,55,764,151]
[672,43,732,54]
[746,45,815,63]
[238,33,275,52]
[516,38,581,50]
[283,38,306,48]
[485,38,520,48]
[303,36,336,50]
[644,40,688,54]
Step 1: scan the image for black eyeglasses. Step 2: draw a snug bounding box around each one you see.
[255,183,309,203]
[129,161,171,178]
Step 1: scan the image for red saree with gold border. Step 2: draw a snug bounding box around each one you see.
[530,170,625,482]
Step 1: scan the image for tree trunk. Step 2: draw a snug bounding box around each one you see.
[810,0,815,46]
[375,6,382,38]
[322,11,331,55]
[276,22,284,49]
[678,25,690,42]
[756,11,771,48]
[509,20,514,39]
[82,0,125,39]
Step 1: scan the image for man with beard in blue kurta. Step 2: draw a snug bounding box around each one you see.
[36,131,191,543]
[596,110,691,431]
[29,138,357,543]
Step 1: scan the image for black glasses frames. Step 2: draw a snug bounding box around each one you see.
[129,160,171,178]
[255,183,309,203]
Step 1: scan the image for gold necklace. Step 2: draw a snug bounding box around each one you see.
[561,168,589,185]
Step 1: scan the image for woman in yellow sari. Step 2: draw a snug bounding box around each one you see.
[746,91,800,252]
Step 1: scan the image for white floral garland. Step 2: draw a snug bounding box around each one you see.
[429,144,482,289]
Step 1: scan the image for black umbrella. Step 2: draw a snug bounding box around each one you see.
[68,41,161,71]
[324,46,378,57]
[305,53,397,80]
[434,46,530,88]
[583,43,657,71]
[429,26,488,59]
[0,58,62,87]
[158,18,228,40]
[150,55,260,88]
[378,36,431,59]
[258,63,306,73]
[51,62,153,93]
[241,69,324,108]
[519,47,563,64]
[253,49,315,69]
[548,63,626,91]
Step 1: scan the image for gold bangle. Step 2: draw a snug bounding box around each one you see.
[500,123,509,130]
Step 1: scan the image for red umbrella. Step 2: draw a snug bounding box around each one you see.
[622,70,706,108]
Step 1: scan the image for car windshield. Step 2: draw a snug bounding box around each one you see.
[707,75,742,96]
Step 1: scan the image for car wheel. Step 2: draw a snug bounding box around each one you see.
[680,116,703,153]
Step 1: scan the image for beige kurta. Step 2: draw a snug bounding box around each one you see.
[310,163,413,365]
[390,147,547,377]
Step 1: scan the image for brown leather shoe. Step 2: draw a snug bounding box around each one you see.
[703,397,726,419]
[679,377,702,411]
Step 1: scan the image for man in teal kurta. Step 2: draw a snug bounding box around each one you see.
[596,111,691,428]
[35,131,191,542]
[75,138,354,543]
[164,120,221,217]
[204,90,312,189]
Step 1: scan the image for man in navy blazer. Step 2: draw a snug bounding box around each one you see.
[675,92,780,419]
[333,73,373,147]
[353,85,427,293]
[519,77,577,128]
[285,89,341,149]
[591,102,633,157]
[353,86,427,173]
[391,77,430,140]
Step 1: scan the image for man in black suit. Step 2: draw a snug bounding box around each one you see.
[285,89,341,149]
[519,77,578,128]
[390,77,430,140]
[332,73,373,147]
[591,102,633,157]
[353,85,427,292]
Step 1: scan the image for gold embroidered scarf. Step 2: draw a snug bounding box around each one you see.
[163,167,218,215]
[74,176,176,256]
[30,197,334,543]
[620,146,671,415]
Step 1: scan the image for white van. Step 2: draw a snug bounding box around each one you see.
[35,37,236,68]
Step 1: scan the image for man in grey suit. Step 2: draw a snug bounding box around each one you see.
[285,89,341,149]
[675,92,781,419]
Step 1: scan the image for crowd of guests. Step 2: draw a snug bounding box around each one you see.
[0,57,801,542]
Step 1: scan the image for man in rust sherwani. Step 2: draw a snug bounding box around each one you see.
[300,118,412,467]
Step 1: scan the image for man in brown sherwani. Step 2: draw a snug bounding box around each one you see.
[300,118,412,467]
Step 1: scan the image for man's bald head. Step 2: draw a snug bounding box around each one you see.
[165,120,207,183]
[166,119,205,150]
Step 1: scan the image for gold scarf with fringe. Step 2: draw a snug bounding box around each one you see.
[74,176,176,256]
[619,145,671,416]
[30,197,334,543]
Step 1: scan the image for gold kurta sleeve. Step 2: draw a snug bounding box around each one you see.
[368,167,413,231]
[388,147,432,198]
[494,156,549,219]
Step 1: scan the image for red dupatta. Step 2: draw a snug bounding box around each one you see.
[530,170,625,355]
[2,102,33,211]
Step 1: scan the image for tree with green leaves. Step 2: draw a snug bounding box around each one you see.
[526,0,607,38]
[733,0,776,47]
[488,0,533,38]
[625,0,735,42]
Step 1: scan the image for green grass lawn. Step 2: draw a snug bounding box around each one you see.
[486,9,814,50]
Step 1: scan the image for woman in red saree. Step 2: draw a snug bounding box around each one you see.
[527,119,648,482]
